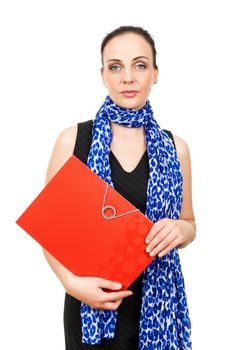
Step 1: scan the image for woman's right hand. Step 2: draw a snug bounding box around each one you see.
[65,275,133,311]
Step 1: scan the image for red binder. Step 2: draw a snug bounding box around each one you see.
[15,155,155,292]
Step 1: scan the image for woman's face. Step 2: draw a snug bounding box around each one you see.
[101,33,158,110]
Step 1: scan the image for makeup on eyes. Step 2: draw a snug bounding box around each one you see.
[108,62,147,71]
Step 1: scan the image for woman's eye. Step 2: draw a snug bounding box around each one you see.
[109,63,146,71]
[109,65,120,71]
[136,64,146,70]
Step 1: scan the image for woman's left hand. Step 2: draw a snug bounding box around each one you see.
[144,218,193,258]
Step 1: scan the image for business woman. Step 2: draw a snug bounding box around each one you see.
[43,25,196,350]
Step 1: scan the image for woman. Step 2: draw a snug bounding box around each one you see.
[43,25,196,350]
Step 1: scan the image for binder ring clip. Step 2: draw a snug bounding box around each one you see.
[102,205,116,220]
[101,182,140,220]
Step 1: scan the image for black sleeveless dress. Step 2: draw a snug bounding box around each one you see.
[63,119,176,350]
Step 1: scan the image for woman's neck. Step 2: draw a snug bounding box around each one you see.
[110,121,145,139]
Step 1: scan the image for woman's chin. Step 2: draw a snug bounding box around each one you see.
[113,95,145,110]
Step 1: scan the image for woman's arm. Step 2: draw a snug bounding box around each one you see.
[144,134,196,257]
[42,125,78,292]
[173,134,196,248]
[42,127,134,308]
[42,248,77,292]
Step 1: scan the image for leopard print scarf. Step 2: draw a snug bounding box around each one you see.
[80,95,192,349]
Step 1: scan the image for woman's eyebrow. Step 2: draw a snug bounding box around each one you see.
[107,56,149,63]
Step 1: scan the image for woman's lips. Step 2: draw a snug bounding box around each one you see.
[121,91,138,98]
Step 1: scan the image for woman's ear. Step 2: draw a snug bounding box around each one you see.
[100,67,105,86]
[154,68,159,83]
[152,69,159,86]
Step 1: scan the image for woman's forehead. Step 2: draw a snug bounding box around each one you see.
[103,34,152,62]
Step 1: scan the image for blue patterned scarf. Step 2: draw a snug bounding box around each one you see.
[81,95,192,349]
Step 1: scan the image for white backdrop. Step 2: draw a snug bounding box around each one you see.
[1,0,232,349]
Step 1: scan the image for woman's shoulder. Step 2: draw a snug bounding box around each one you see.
[45,125,78,184]
[54,124,79,155]
[55,119,94,155]
[172,134,190,160]
[56,124,78,149]
[172,134,192,178]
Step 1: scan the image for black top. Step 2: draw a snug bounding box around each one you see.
[63,119,176,350]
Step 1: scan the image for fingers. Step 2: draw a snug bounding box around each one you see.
[103,290,133,302]
[102,299,122,311]
[148,230,177,257]
[85,277,133,310]
[91,278,133,310]
[91,291,132,311]
[96,277,123,291]
[145,218,168,243]
[157,236,181,257]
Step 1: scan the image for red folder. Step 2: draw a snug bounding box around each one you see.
[15,155,155,292]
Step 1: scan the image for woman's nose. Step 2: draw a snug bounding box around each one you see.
[122,68,134,83]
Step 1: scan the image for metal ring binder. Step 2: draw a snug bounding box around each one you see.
[101,182,140,220]
[102,205,116,220]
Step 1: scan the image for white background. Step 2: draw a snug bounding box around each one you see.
[1,0,232,349]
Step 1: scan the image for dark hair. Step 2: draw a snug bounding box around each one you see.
[101,25,158,70]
